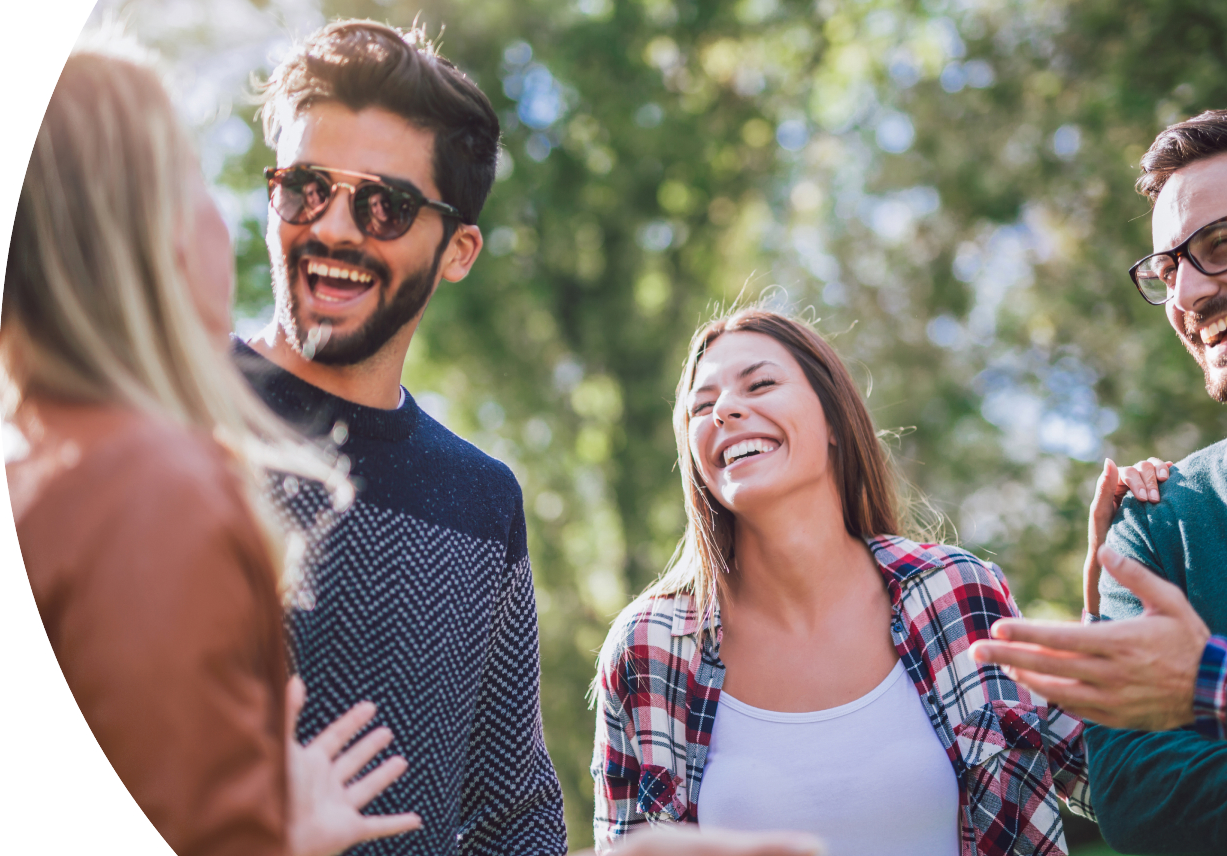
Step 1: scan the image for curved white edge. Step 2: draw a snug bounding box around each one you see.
[0,3,175,854]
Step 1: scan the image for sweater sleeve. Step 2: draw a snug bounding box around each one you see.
[26,445,287,856]
[456,496,567,856]
[1086,507,1227,852]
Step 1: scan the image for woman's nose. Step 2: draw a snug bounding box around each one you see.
[711,392,743,424]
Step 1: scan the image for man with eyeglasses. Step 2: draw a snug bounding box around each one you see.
[972,110,1227,852]
[232,19,569,856]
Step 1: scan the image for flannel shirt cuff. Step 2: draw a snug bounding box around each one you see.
[1193,635,1227,740]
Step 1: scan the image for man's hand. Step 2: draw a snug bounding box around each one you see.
[1083,457,1171,615]
[578,826,825,856]
[286,676,423,856]
[971,547,1210,731]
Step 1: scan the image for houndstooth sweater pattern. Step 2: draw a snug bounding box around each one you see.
[235,339,567,856]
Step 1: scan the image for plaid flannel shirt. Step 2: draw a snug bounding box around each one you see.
[591,535,1094,856]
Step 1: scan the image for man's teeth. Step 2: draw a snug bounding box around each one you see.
[306,259,374,284]
[1201,317,1227,344]
[723,438,778,466]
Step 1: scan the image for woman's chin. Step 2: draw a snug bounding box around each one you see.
[716,479,775,514]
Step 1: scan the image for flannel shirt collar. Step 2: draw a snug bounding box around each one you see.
[671,592,719,638]
[864,533,947,592]
[668,534,943,639]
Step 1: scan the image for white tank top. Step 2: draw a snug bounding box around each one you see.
[699,660,960,856]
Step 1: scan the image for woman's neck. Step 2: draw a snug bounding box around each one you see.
[724,481,876,629]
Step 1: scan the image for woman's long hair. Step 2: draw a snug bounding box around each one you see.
[648,306,928,633]
[1,41,346,580]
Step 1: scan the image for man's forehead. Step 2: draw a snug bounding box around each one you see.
[1153,152,1227,251]
[276,102,438,193]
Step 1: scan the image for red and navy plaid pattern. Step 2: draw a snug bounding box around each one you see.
[591,535,1093,856]
[1194,635,1227,740]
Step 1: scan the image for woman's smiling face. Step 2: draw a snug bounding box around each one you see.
[686,331,836,514]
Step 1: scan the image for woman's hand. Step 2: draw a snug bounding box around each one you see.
[1083,457,1172,616]
[582,827,824,856]
[286,676,422,856]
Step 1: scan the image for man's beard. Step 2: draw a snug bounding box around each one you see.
[1178,294,1227,402]
[274,239,442,366]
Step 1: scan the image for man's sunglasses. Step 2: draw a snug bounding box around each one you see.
[264,164,465,241]
[1130,214,1227,305]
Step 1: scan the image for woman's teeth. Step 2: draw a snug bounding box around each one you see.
[306,259,374,284]
[723,438,777,466]
[1200,316,1227,344]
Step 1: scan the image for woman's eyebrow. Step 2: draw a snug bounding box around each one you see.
[739,359,778,378]
[691,360,780,397]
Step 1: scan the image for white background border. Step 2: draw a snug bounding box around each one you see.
[0,2,174,853]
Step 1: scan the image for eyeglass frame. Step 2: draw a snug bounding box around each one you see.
[263,164,467,241]
[1129,214,1227,305]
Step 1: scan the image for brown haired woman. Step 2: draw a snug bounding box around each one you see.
[591,307,1095,856]
[3,41,421,856]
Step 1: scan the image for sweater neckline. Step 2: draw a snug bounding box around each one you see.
[231,337,419,443]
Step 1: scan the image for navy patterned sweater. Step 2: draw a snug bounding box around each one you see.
[234,340,567,856]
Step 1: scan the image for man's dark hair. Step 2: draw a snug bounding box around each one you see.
[258,19,499,227]
[1138,109,1227,204]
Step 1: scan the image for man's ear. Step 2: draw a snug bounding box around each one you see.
[439,224,483,283]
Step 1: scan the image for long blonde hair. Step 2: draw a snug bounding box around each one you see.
[647,307,923,633]
[1,41,346,577]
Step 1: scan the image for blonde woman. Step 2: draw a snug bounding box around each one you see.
[3,44,418,856]
[592,308,1095,856]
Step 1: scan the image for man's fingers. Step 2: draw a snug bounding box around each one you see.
[986,618,1115,656]
[1004,667,1118,709]
[347,756,409,808]
[1098,547,1188,616]
[357,810,422,842]
[309,701,378,759]
[286,675,306,738]
[335,726,395,783]
[970,639,1111,684]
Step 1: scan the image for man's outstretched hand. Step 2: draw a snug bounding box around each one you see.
[970,547,1210,731]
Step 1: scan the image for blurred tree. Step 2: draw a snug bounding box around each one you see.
[94,0,1227,850]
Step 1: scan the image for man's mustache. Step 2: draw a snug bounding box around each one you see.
[1182,294,1227,340]
[287,239,391,287]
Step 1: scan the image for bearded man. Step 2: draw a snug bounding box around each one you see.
[234,20,567,856]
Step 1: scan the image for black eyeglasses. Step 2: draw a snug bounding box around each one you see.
[264,164,465,241]
[1129,214,1227,305]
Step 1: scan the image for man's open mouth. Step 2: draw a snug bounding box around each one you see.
[301,258,378,305]
[1199,315,1227,348]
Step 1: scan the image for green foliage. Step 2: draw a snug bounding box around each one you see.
[105,0,1227,847]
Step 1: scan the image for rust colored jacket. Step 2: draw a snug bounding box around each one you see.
[7,398,287,856]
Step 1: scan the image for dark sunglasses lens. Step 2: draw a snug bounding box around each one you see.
[355,184,417,239]
[270,168,331,224]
